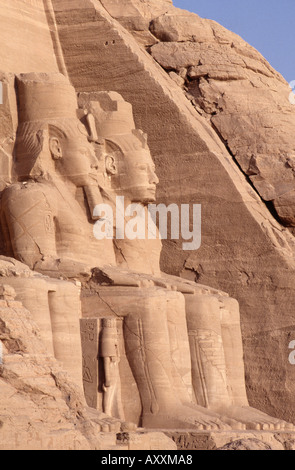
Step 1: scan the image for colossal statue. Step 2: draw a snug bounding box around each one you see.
[0,72,292,431]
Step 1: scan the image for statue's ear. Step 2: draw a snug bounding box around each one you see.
[49,137,63,160]
[105,154,117,176]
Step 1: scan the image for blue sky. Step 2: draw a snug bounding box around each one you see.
[172,0,294,83]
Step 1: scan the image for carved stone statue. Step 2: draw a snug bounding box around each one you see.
[1,72,292,431]
[100,318,124,420]
[79,90,293,432]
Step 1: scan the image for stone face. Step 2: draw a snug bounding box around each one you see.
[1,69,263,439]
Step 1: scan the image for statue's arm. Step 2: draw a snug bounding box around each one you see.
[2,184,92,279]
[1,184,58,270]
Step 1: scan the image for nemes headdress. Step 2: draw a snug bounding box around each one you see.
[78,91,149,153]
[15,73,91,162]
[14,73,93,180]
[16,73,78,123]
[16,73,90,141]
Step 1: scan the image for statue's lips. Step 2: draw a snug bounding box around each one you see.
[130,184,157,193]
[146,185,157,192]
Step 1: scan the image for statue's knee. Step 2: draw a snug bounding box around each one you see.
[1,277,48,304]
[123,290,171,344]
[49,279,80,304]
[219,296,240,324]
[135,291,168,322]
[165,290,187,325]
[185,293,221,330]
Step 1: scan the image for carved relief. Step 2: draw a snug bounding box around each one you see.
[1,72,293,432]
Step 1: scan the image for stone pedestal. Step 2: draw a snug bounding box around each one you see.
[164,430,295,451]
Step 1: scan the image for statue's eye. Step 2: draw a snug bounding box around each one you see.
[138,164,147,171]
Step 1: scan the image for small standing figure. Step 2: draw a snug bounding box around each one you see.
[100,318,125,420]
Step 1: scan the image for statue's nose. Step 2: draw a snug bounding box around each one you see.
[150,170,159,185]
[88,151,99,170]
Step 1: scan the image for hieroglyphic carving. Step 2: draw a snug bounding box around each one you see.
[80,319,99,409]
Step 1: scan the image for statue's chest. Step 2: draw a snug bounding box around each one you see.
[55,188,94,239]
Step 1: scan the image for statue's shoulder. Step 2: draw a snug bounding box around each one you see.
[3,179,54,194]
[1,180,57,209]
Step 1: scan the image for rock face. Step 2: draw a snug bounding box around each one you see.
[101,0,295,228]
[0,0,59,73]
[6,69,285,436]
[149,10,295,229]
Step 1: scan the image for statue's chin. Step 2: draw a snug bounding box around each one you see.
[133,197,156,205]
[131,188,157,205]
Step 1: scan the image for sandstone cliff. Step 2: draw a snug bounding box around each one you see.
[1,0,295,447]
[50,0,295,423]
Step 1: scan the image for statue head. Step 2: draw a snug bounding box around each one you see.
[78,92,159,205]
[15,73,99,188]
[104,131,159,204]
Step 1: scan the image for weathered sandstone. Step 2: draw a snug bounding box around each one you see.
[1,0,295,451]
[50,0,295,424]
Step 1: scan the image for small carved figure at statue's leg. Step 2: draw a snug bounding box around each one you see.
[100,318,125,421]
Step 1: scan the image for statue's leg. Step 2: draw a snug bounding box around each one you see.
[102,358,125,420]
[218,295,294,430]
[1,277,83,387]
[96,286,231,429]
[219,296,249,406]
[123,289,181,420]
[165,290,195,403]
[48,280,83,389]
[1,277,55,356]
[184,292,231,409]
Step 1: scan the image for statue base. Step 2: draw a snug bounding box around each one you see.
[161,430,295,450]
